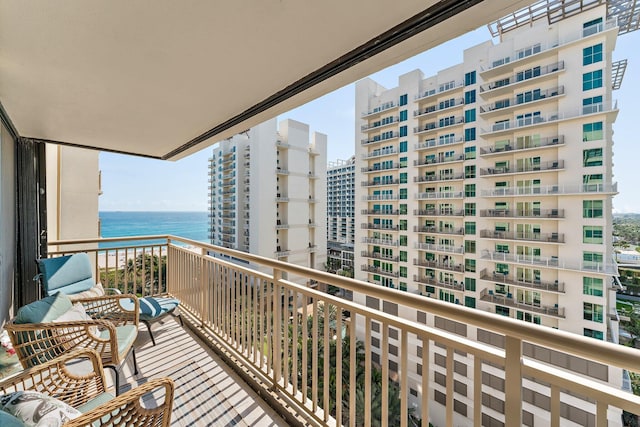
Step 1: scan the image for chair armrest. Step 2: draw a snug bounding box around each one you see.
[103,287,123,295]
[5,319,123,369]
[74,294,140,327]
[65,377,175,427]
[0,348,107,407]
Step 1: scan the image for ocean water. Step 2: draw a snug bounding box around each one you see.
[99,211,209,248]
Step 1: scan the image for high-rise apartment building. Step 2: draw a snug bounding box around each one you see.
[354,2,633,425]
[327,156,356,275]
[208,118,327,280]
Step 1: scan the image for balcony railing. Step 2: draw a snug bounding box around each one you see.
[362,147,398,159]
[361,209,400,215]
[361,163,400,173]
[481,183,618,197]
[413,226,464,236]
[361,223,399,231]
[413,275,464,291]
[479,208,564,219]
[416,191,464,200]
[480,250,618,274]
[479,269,564,293]
[414,154,465,167]
[361,251,399,262]
[360,132,400,145]
[361,264,400,278]
[413,117,464,134]
[414,208,464,216]
[414,242,464,254]
[479,135,565,156]
[414,172,464,183]
[413,259,464,273]
[361,179,400,187]
[45,235,640,427]
[361,101,396,117]
[414,136,463,151]
[361,117,399,131]
[480,160,564,176]
[479,86,564,115]
[413,97,464,117]
[479,61,565,94]
[480,229,564,243]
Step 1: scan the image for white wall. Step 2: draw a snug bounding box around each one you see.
[0,123,16,325]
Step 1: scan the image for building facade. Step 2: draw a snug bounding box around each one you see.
[208,118,327,281]
[326,156,356,275]
[354,3,627,425]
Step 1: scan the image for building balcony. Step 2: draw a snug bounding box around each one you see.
[479,208,564,219]
[479,61,565,97]
[361,116,399,131]
[413,97,464,118]
[361,209,400,216]
[479,159,564,176]
[414,208,464,217]
[414,242,464,254]
[479,135,565,156]
[361,179,400,187]
[361,223,399,231]
[414,136,463,151]
[480,229,564,243]
[361,163,400,173]
[361,251,399,262]
[479,86,564,117]
[361,101,396,117]
[479,289,565,318]
[362,147,398,159]
[39,236,640,426]
[414,154,465,167]
[481,183,618,197]
[414,226,464,236]
[416,191,464,200]
[362,237,398,247]
[480,250,618,275]
[479,269,564,293]
[413,117,464,135]
[413,275,464,291]
[361,264,400,278]
[413,259,464,273]
[362,194,399,201]
[414,172,464,183]
[414,81,464,101]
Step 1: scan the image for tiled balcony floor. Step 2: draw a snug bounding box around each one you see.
[116,316,288,427]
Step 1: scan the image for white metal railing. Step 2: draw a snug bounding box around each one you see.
[480,183,618,197]
[480,250,618,274]
[414,136,463,151]
[416,191,464,200]
[47,236,640,427]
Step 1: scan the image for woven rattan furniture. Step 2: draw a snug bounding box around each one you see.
[5,294,140,394]
[0,348,174,427]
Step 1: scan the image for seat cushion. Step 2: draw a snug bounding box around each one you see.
[75,392,114,414]
[99,325,137,359]
[14,294,73,325]
[0,409,23,427]
[38,253,95,296]
[119,297,180,321]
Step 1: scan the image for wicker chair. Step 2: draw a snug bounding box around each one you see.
[0,348,174,427]
[5,293,140,394]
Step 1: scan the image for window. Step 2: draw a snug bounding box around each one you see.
[399,204,407,215]
[399,94,408,106]
[584,328,603,340]
[465,165,476,179]
[583,17,603,37]
[583,148,603,167]
[399,125,408,137]
[399,188,407,200]
[583,96,603,114]
[465,184,476,197]
[583,200,603,218]
[464,146,476,159]
[583,302,603,323]
[464,90,476,104]
[399,157,407,168]
[400,251,408,262]
[583,70,603,91]
[583,122,603,141]
[583,277,603,296]
[496,263,509,274]
[465,203,476,215]
[465,71,476,86]
[583,251,603,268]
[583,43,603,65]
[399,110,408,122]
[399,220,407,231]
[465,109,476,123]
[516,66,541,82]
[516,43,541,59]
[496,243,509,253]
[465,259,476,272]
[464,128,476,142]
[465,277,476,292]
[496,306,510,316]
[399,141,408,153]
[400,235,407,246]
[583,226,603,244]
[465,240,476,254]
[465,221,476,235]
[465,297,476,308]
[400,266,407,278]
[399,282,407,291]
[400,172,407,184]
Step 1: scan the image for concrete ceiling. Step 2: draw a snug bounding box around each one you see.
[0,0,533,160]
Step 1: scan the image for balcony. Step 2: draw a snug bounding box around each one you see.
[413,117,464,135]
[414,154,465,167]
[361,237,398,247]
[414,208,464,217]
[414,136,463,151]
[413,259,464,273]
[479,159,564,176]
[361,163,400,173]
[361,116,399,131]
[414,242,464,254]
[360,131,400,146]
[480,289,565,318]
[480,250,618,274]
[414,81,464,101]
[481,183,618,197]
[361,264,400,278]
[362,147,398,159]
[361,251,399,262]
[479,86,565,117]
[361,223,399,231]
[361,101,396,117]
[414,172,464,183]
[40,236,640,426]
[361,179,400,187]
[361,209,400,216]
[416,191,464,200]
[479,269,564,293]
[479,135,565,156]
[414,226,464,236]
[479,61,565,97]
[413,97,464,118]
[480,229,565,243]
[479,208,564,219]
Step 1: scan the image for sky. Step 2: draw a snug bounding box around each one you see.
[99,24,640,213]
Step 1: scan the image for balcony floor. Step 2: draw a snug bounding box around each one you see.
[116,316,288,426]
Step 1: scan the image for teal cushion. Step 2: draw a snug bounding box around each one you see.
[119,297,179,320]
[14,294,73,324]
[0,409,23,427]
[99,325,137,359]
[38,253,95,296]
[76,392,114,414]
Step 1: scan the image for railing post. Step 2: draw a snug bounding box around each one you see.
[272,269,283,390]
[504,336,522,425]
[200,247,208,328]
